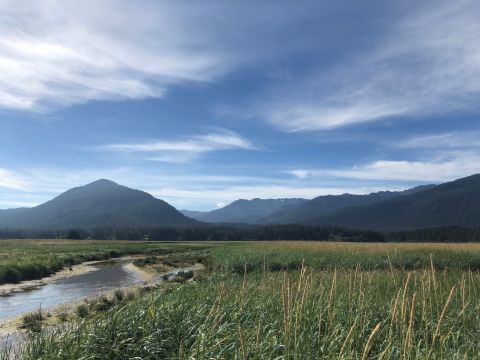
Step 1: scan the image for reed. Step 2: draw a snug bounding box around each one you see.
[4,241,480,359]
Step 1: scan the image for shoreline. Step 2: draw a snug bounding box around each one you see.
[0,261,202,342]
[0,255,155,297]
[0,260,156,340]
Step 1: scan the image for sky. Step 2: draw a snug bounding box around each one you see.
[1,0,480,210]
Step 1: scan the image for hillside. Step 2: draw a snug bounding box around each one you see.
[310,174,480,230]
[182,198,307,224]
[258,185,434,224]
[0,179,200,229]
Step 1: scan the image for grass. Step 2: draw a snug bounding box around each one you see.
[4,241,480,359]
[212,241,480,273]
[0,240,210,285]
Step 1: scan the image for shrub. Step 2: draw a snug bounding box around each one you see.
[114,289,125,301]
[76,303,89,318]
[21,309,44,332]
[125,291,136,301]
[93,295,115,311]
[58,311,69,322]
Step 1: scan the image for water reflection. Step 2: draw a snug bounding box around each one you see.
[0,261,145,321]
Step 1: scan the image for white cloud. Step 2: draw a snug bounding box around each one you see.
[0,0,316,111]
[287,169,311,179]
[324,152,480,182]
[0,165,405,210]
[0,168,30,190]
[100,130,256,162]
[257,1,480,131]
[397,130,480,149]
[149,184,394,210]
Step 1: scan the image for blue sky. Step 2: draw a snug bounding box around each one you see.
[1,0,480,210]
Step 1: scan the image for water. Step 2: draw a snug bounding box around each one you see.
[0,261,146,322]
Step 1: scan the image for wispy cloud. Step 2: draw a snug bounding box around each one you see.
[0,168,30,190]
[286,169,311,179]
[255,1,480,131]
[323,151,480,182]
[397,130,480,149]
[0,165,403,210]
[100,130,256,163]
[149,184,395,210]
[0,1,318,111]
[0,1,233,111]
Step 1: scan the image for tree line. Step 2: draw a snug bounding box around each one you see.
[1,224,480,242]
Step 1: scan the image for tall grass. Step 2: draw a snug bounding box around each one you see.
[212,241,480,273]
[6,241,480,359]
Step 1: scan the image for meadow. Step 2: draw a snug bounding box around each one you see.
[0,240,208,285]
[5,241,480,359]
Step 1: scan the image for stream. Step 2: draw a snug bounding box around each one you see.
[0,260,146,322]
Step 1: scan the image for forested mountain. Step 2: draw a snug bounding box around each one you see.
[262,185,435,224]
[0,179,200,229]
[1,174,479,233]
[182,198,307,224]
[309,174,480,230]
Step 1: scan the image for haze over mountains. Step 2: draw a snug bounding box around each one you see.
[182,175,480,230]
[181,198,308,224]
[0,174,479,231]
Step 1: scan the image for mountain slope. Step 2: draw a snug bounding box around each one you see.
[183,198,308,224]
[261,185,436,224]
[0,179,200,229]
[310,174,480,230]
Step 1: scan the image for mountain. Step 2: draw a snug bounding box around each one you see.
[180,210,208,220]
[0,179,200,229]
[262,185,436,224]
[309,174,480,230]
[182,198,308,224]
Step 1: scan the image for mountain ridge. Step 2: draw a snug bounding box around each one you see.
[308,174,480,230]
[0,179,200,229]
[182,198,308,224]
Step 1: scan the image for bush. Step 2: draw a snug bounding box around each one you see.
[58,311,69,322]
[21,310,44,332]
[76,304,89,318]
[93,295,115,311]
[114,289,125,301]
[125,291,136,301]
[1,266,21,283]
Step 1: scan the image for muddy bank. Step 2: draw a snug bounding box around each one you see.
[0,256,152,297]
[0,262,203,344]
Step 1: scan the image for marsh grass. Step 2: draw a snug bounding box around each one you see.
[20,309,45,333]
[0,240,209,285]
[5,242,480,359]
[212,241,480,273]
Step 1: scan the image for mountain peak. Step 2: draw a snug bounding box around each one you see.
[0,180,200,229]
[84,179,120,188]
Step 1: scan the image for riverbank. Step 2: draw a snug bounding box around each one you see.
[0,240,208,286]
[6,242,480,360]
[0,255,159,297]
[0,260,203,346]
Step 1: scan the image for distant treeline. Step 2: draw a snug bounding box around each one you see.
[1,225,480,242]
[0,225,381,242]
[387,226,480,242]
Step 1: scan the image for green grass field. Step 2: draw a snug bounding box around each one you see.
[4,241,480,359]
[0,240,209,285]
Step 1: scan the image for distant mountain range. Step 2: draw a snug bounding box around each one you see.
[181,198,308,224]
[0,179,199,229]
[308,175,480,230]
[182,185,436,226]
[1,174,480,231]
